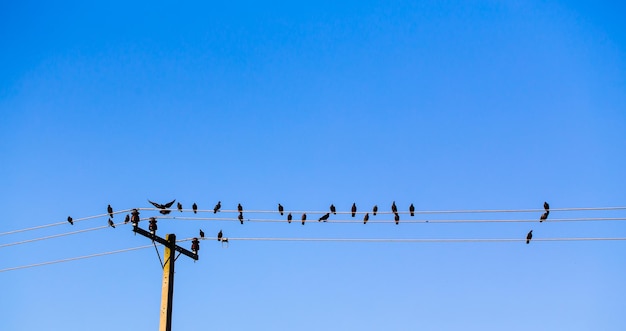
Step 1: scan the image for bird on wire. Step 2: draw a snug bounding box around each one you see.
[319,213,330,222]
[177,202,183,212]
[301,213,306,225]
[199,229,205,238]
[363,213,369,224]
[67,216,73,225]
[373,205,378,216]
[287,213,292,223]
[526,230,533,244]
[409,204,415,217]
[278,203,284,216]
[351,203,357,217]
[107,204,113,218]
[124,214,130,224]
[213,201,221,213]
[238,213,244,224]
[238,203,243,213]
[540,211,549,222]
[192,203,198,214]
[148,199,176,215]
[395,213,400,225]
[330,204,336,215]
[217,230,223,242]
[391,201,398,214]
[108,218,115,228]
[544,201,550,212]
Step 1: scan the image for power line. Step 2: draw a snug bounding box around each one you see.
[153,216,626,223]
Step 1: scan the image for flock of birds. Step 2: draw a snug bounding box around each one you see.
[66,200,552,253]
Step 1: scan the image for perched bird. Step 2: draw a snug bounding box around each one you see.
[395,213,400,225]
[540,211,549,222]
[238,212,244,224]
[526,230,533,244]
[192,203,198,214]
[319,213,330,222]
[351,203,357,217]
[107,204,114,218]
[67,216,73,225]
[409,204,415,217]
[363,213,369,224]
[108,218,115,228]
[301,213,306,225]
[199,229,205,238]
[330,204,336,215]
[544,201,550,212]
[373,205,378,216]
[238,203,243,213]
[177,202,183,212]
[217,230,223,242]
[391,201,398,214]
[213,201,221,213]
[124,214,130,224]
[278,203,284,216]
[287,213,292,223]
[148,199,176,215]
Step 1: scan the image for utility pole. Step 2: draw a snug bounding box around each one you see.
[133,225,198,331]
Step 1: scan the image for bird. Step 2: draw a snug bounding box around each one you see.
[238,203,243,213]
[287,213,292,223]
[192,203,198,214]
[330,204,336,215]
[278,203,284,216]
[213,201,221,213]
[177,202,183,212]
[395,213,400,225]
[301,213,306,225]
[363,213,369,224]
[351,203,357,217]
[67,216,73,225]
[148,199,176,215]
[124,214,130,224]
[409,204,415,217]
[544,201,550,212]
[372,205,378,216]
[238,212,244,224]
[526,230,533,244]
[108,218,115,228]
[107,204,113,218]
[319,213,330,222]
[540,211,549,222]
[391,201,397,214]
[199,229,205,238]
[217,230,223,241]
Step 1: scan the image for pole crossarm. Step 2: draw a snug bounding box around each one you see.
[132,226,198,260]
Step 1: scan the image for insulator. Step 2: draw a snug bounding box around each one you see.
[131,209,140,225]
[149,217,157,232]
[191,238,200,252]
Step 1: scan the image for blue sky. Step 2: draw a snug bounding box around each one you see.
[1,1,625,330]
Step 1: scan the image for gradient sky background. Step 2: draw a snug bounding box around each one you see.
[1,1,625,330]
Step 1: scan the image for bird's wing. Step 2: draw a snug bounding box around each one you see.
[163,199,176,208]
[148,200,164,209]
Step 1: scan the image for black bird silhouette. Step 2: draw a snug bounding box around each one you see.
[395,213,400,225]
[319,213,330,222]
[373,205,378,216]
[526,230,533,244]
[108,218,115,228]
[217,230,223,241]
[199,229,205,238]
[67,216,73,225]
[351,203,357,217]
[540,211,549,222]
[544,201,550,212]
[192,203,198,214]
[238,203,243,213]
[409,204,415,217]
[391,201,398,214]
[287,213,292,223]
[107,204,113,218]
[301,213,306,225]
[177,202,183,212]
[148,199,176,215]
[238,212,244,224]
[278,203,284,216]
[213,201,221,213]
[363,213,369,224]
[124,214,130,224]
[330,204,336,215]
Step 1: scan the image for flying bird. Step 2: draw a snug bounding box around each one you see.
[238,203,243,213]
[192,203,198,214]
[213,201,221,213]
[124,214,130,224]
[351,203,357,217]
[67,216,73,225]
[391,201,398,214]
[363,213,369,224]
[199,229,205,238]
[177,202,183,212]
[148,199,176,214]
[107,204,113,218]
[526,230,533,244]
[330,204,336,215]
[238,212,244,224]
[108,218,115,228]
[373,205,378,216]
[409,204,415,217]
[301,213,306,225]
[319,213,330,222]
[544,201,550,212]
[287,213,292,223]
[278,203,284,215]
[540,211,549,222]
[395,213,400,225]
[217,230,223,242]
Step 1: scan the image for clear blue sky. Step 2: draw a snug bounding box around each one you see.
[1,1,625,330]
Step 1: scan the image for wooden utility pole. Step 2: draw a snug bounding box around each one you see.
[133,226,198,331]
